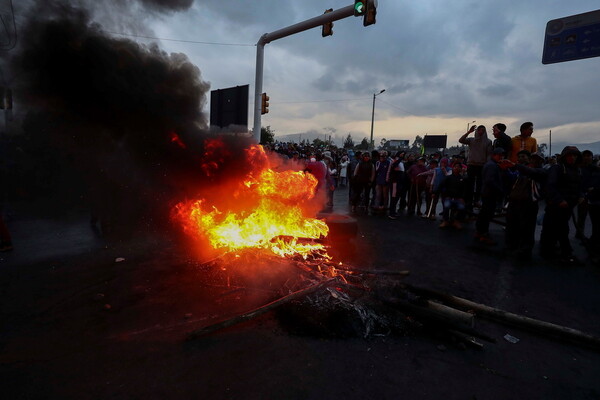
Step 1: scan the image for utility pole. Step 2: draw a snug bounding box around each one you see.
[369,89,385,150]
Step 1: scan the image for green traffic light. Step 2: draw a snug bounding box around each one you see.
[354,1,365,16]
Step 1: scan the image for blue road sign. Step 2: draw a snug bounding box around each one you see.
[542,9,600,64]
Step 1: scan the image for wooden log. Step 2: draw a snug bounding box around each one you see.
[427,300,475,328]
[381,297,496,343]
[405,284,600,350]
[189,278,337,339]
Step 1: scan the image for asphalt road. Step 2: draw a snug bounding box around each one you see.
[1,187,600,400]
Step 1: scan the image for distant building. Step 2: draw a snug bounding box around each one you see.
[382,139,410,151]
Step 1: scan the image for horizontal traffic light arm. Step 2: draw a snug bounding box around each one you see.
[258,5,354,45]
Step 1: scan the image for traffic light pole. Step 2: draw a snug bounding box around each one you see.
[253,4,355,143]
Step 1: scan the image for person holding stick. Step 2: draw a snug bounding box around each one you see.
[406,157,427,216]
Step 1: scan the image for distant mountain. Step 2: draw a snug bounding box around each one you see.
[548,141,600,156]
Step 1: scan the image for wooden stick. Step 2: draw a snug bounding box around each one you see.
[405,284,600,350]
[189,278,337,339]
[339,267,410,277]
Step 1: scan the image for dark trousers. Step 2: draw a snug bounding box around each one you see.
[506,200,539,256]
[476,195,496,235]
[389,181,402,216]
[576,200,589,237]
[352,181,371,207]
[466,164,484,211]
[540,204,574,256]
[398,177,409,211]
[407,182,426,215]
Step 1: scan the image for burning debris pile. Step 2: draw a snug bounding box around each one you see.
[169,143,496,346]
[173,144,600,350]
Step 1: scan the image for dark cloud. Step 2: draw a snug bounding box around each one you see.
[137,0,194,12]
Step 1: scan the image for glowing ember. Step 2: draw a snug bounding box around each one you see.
[174,142,329,259]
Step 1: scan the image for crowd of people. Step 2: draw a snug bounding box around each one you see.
[270,122,600,266]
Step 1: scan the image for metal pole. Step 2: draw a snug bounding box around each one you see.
[370,93,376,150]
[253,38,266,143]
[549,129,552,157]
[252,5,355,143]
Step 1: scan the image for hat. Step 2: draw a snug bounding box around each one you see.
[492,148,505,155]
[530,152,543,160]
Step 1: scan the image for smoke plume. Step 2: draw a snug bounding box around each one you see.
[6,0,254,235]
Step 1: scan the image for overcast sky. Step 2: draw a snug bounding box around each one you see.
[19,0,600,148]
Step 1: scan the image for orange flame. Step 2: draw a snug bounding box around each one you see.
[174,142,329,259]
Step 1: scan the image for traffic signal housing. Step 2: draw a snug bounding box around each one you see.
[261,92,269,115]
[354,0,365,17]
[363,0,377,26]
[322,8,333,37]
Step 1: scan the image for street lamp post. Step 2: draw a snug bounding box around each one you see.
[467,120,476,132]
[370,89,386,149]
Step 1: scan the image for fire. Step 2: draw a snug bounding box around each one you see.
[174,142,329,259]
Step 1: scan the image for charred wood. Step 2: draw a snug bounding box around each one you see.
[404,284,600,351]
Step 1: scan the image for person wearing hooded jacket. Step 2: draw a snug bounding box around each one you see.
[459,125,493,214]
[539,146,583,265]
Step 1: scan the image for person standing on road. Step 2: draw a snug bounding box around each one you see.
[338,155,349,187]
[475,148,506,245]
[438,162,467,228]
[406,157,428,216]
[458,125,493,215]
[503,150,547,261]
[351,152,375,213]
[510,122,538,163]
[347,151,361,204]
[540,146,583,265]
[387,152,405,219]
[373,152,391,212]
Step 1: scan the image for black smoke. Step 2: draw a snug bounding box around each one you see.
[6,0,253,236]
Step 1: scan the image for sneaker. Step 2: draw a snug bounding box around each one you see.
[429,215,436,221]
[439,221,450,228]
[452,220,463,230]
[388,215,398,220]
